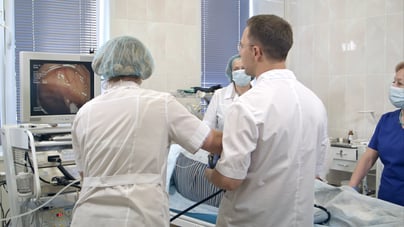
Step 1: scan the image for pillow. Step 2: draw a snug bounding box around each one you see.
[166,144,183,192]
[173,153,223,207]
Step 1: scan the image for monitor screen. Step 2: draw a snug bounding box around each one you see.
[19,51,101,125]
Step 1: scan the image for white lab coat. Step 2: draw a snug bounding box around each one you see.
[70,81,210,227]
[215,70,328,227]
[182,83,240,163]
[203,83,239,131]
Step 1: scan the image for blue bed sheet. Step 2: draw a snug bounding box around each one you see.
[167,144,218,224]
[169,183,218,224]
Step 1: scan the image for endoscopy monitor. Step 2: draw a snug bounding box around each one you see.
[19,51,101,125]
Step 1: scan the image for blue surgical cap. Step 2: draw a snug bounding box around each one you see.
[92,36,154,80]
[225,54,241,81]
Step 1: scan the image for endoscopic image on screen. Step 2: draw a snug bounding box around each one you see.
[33,63,91,115]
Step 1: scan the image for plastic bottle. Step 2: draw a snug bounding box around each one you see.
[347,130,354,144]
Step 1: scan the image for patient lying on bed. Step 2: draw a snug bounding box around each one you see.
[168,145,404,226]
[172,149,224,207]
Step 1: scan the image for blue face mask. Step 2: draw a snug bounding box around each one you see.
[232,69,251,87]
[389,85,404,109]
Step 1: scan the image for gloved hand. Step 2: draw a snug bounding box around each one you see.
[340,185,359,193]
[208,153,220,169]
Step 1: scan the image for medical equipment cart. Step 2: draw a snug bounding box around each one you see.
[1,124,79,226]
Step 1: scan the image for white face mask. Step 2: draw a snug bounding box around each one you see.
[389,85,404,109]
[232,69,251,86]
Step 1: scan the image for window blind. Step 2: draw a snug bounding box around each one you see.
[14,0,97,123]
[201,0,249,87]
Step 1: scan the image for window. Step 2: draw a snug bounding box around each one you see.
[201,0,249,88]
[14,0,97,123]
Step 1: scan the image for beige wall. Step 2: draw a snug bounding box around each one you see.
[108,0,404,141]
[285,0,404,140]
[107,0,201,93]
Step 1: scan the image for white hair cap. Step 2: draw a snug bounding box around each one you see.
[92,36,154,80]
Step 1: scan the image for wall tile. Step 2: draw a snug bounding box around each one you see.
[165,0,183,24]
[327,76,345,133]
[147,0,167,22]
[108,0,200,93]
[366,0,386,18]
[311,75,329,106]
[183,0,199,25]
[386,0,404,14]
[343,19,366,75]
[109,19,130,37]
[346,0,367,19]
[313,24,330,75]
[329,21,350,75]
[286,0,403,140]
[344,75,365,138]
[126,0,147,20]
[107,0,404,140]
[365,16,386,75]
[110,0,129,19]
[328,0,347,21]
[385,14,404,72]
[313,0,331,24]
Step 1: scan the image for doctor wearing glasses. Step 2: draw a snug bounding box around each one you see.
[349,61,404,206]
[205,14,328,226]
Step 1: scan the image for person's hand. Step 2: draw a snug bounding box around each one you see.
[208,153,220,169]
[352,186,360,192]
[315,176,324,181]
[204,168,214,182]
[340,185,359,193]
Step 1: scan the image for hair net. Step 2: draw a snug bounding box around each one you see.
[92,36,154,80]
[225,54,241,81]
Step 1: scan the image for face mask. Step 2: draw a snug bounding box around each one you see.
[232,69,251,86]
[389,85,404,109]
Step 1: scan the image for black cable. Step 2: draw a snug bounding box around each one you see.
[55,159,81,189]
[314,204,331,224]
[0,201,4,219]
[26,152,79,189]
[170,189,224,222]
[0,202,4,227]
[4,209,10,227]
[51,176,81,189]
[0,184,4,221]
[25,152,51,185]
[56,163,76,181]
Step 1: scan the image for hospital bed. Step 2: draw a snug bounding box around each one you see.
[168,145,217,226]
[313,181,404,227]
[167,145,404,227]
[169,188,217,227]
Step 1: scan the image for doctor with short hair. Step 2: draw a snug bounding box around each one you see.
[70,36,222,227]
[205,14,328,226]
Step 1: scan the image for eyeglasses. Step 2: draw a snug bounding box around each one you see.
[237,42,254,51]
